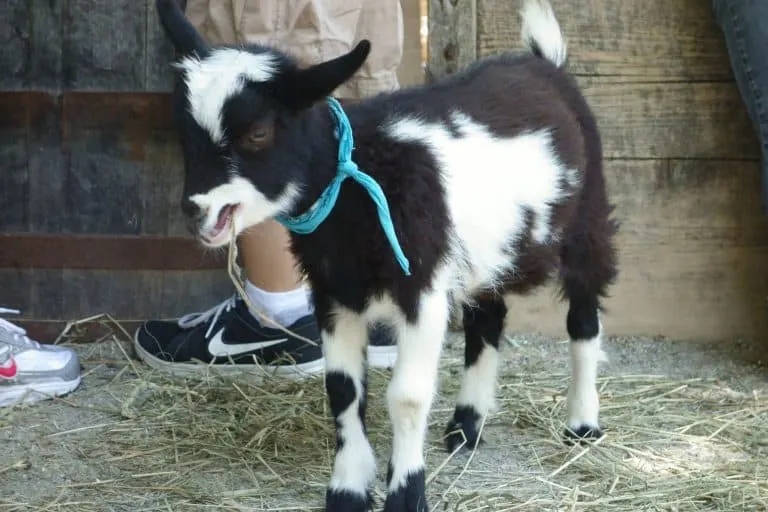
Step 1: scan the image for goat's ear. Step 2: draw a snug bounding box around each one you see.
[156,0,209,57]
[284,40,371,110]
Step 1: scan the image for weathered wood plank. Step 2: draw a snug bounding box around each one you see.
[477,0,733,81]
[14,320,145,345]
[427,0,477,80]
[63,0,147,90]
[63,133,147,234]
[0,270,31,317]
[8,269,163,320]
[28,0,64,89]
[578,79,759,160]
[0,92,32,232]
[504,159,768,343]
[0,0,64,89]
[27,92,65,233]
[27,269,63,319]
[62,92,176,235]
[0,133,29,232]
[159,270,238,318]
[0,91,186,236]
[0,92,174,132]
[5,268,234,323]
[11,269,235,340]
[0,234,226,270]
[427,0,756,161]
[0,0,29,89]
[144,0,175,91]
[57,269,165,320]
[143,129,186,236]
[61,92,174,133]
[61,93,180,235]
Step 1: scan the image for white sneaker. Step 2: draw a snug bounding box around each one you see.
[0,308,82,408]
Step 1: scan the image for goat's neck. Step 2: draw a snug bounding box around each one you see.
[286,103,352,218]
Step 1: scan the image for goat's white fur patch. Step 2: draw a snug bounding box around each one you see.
[189,176,299,247]
[456,343,500,419]
[323,308,377,496]
[386,113,575,302]
[520,0,568,68]
[566,319,608,429]
[177,48,276,144]
[386,275,450,491]
[322,308,368,384]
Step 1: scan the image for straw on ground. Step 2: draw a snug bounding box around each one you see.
[1,319,766,512]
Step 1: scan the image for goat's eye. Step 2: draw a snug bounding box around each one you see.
[238,124,273,152]
[249,130,267,142]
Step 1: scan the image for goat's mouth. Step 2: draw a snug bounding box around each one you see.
[201,203,239,245]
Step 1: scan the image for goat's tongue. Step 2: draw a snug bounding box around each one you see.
[214,205,233,233]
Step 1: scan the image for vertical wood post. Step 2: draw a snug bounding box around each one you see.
[427,0,477,331]
[427,0,477,80]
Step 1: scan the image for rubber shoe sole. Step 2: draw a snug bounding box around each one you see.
[0,375,82,408]
[133,327,399,377]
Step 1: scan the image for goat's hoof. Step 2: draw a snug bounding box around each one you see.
[383,469,429,512]
[325,488,372,512]
[444,420,483,452]
[444,406,483,452]
[563,424,603,446]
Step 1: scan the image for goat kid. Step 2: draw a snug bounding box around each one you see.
[155,0,618,510]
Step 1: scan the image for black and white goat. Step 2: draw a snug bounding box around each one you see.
[155,0,618,510]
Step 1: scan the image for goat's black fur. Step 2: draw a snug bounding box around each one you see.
[155,0,619,509]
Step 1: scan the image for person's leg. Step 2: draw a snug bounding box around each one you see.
[134,0,404,377]
[240,220,302,293]
[713,0,768,214]
[134,1,324,378]
[134,216,324,378]
[239,220,314,328]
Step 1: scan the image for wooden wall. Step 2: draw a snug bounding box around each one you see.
[429,0,768,342]
[3,0,766,343]
[0,0,426,341]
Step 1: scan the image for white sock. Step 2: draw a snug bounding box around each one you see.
[244,280,314,328]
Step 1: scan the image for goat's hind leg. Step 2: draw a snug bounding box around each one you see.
[560,208,617,443]
[444,295,507,452]
[562,280,607,443]
[322,307,376,512]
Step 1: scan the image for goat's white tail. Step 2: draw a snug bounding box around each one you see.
[520,0,567,68]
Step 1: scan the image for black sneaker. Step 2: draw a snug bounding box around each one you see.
[367,322,398,369]
[133,295,324,378]
[133,295,400,377]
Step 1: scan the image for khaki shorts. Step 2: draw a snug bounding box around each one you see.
[185,0,403,99]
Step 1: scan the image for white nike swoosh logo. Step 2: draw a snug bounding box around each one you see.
[207,328,289,357]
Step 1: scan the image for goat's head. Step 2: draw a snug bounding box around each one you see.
[156,0,370,247]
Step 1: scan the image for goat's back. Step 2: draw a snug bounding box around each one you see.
[368,52,596,299]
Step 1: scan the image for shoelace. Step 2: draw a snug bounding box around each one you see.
[176,295,238,339]
[0,307,40,349]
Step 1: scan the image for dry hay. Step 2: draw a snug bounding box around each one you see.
[1,315,766,512]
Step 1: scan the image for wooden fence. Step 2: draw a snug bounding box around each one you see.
[2,0,767,343]
[429,0,768,342]
[0,0,424,341]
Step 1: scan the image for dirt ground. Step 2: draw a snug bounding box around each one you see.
[1,328,767,512]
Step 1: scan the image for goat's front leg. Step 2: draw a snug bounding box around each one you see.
[383,290,449,512]
[322,307,376,512]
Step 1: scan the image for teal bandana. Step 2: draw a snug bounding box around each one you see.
[275,97,411,276]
